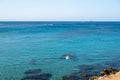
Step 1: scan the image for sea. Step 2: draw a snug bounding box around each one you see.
[0,21,120,80]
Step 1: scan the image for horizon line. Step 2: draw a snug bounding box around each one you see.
[0,21,120,22]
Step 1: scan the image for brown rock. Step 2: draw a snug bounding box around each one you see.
[83,74,89,78]
[89,76,98,80]
[100,68,118,76]
[108,68,118,74]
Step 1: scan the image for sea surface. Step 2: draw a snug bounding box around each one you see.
[0,21,120,80]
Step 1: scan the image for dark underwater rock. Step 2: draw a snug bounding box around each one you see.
[78,65,101,76]
[62,68,91,80]
[79,65,95,71]
[24,69,42,74]
[62,74,89,80]
[21,73,52,80]
[62,75,80,80]
[62,64,106,80]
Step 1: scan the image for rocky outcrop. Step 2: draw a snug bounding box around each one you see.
[100,68,118,76]
[90,68,119,80]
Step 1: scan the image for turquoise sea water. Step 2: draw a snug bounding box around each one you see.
[0,22,120,80]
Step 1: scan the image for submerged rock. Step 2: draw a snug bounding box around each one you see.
[21,73,52,80]
[24,69,42,74]
[79,65,95,71]
[62,69,90,80]
[78,65,100,76]
[62,74,89,80]
[62,64,107,80]
[62,75,80,80]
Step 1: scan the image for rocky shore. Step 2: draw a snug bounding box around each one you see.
[91,71,120,80]
[90,68,119,80]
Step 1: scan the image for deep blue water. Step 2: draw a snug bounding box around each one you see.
[0,22,120,80]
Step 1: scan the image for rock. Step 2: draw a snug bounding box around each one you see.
[21,73,52,80]
[83,74,89,78]
[100,69,110,76]
[100,68,118,76]
[89,76,98,80]
[24,69,42,74]
[60,54,76,60]
[107,68,118,74]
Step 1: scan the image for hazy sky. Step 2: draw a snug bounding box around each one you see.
[0,0,120,21]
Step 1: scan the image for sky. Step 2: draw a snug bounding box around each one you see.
[0,0,120,21]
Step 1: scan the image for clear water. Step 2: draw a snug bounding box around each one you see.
[0,22,120,80]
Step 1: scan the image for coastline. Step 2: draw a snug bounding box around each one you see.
[90,71,120,80]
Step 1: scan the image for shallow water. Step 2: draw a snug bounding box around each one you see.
[0,22,120,80]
